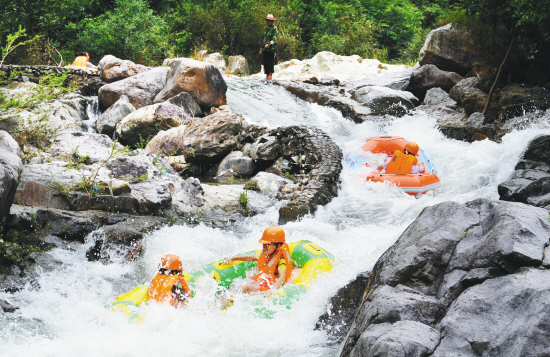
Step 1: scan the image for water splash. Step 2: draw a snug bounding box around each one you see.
[2,80,549,356]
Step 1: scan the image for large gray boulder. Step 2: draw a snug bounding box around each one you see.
[419,24,481,76]
[499,135,550,207]
[115,102,187,147]
[345,70,414,93]
[93,95,136,136]
[352,86,418,116]
[98,67,170,111]
[145,110,253,164]
[216,151,256,178]
[339,198,550,357]
[98,55,151,83]
[449,77,491,115]
[497,84,550,120]
[250,172,293,197]
[153,58,227,108]
[204,52,227,72]
[166,92,202,117]
[228,55,249,76]
[0,131,23,218]
[421,87,457,109]
[407,64,463,100]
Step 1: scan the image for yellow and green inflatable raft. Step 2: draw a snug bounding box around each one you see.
[108,240,334,322]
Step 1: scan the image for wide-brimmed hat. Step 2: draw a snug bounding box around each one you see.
[266,14,277,21]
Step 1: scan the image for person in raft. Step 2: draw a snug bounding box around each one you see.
[71,52,97,69]
[149,254,192,308]
[260,14,278,81]
[377,141,428,174]
[223,226,293,296]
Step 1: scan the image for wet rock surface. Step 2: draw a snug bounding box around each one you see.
[338,198,550,357]
[352,86,417,117]
[407,64,463,101]
[273,126,342,224]
[115,102,187,147]
[499,135,550,207]
[345,70,413,92]
[419,24,481,76]
[316,272,370,342]
[94,95,135,136]
[154,58,227,109]
[0,131,23,218]
[228,55,249,76]
[98,67,170,111]
[98,55,151,83]
[146,109,264,164]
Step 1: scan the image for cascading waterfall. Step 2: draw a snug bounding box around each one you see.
[1,79,549,357]
[83,96,101,132]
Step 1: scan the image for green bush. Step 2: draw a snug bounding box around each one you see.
[67,0,168,65]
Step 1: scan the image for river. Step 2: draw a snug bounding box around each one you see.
[1,79,548,357]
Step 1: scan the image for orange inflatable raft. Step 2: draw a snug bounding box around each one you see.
[347,136,441,197]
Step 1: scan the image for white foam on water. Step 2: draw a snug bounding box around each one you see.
[2,80,549,356]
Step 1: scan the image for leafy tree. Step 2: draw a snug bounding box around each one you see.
[68,0,168,64]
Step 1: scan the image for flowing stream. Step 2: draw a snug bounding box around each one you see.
[2,79,549,357]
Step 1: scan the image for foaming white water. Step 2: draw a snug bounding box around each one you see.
[2,80,549,356]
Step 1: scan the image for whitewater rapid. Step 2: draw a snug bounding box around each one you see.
[1,80,548,357]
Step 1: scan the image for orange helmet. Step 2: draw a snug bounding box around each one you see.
[259,226,285,244]
[404,141,419,156]
[159,254,183,271]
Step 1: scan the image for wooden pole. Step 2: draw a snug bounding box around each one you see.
[482,35,515,115]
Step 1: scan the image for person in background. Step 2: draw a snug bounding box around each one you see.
[224,226,293,296]
[71,52,97,69]
[149,254,192,308]
[260,14,278,81]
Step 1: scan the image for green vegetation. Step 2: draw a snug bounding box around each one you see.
[0,0,546,73]
[0,0,458,69]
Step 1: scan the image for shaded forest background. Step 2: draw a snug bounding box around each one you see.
[0,0,549,73]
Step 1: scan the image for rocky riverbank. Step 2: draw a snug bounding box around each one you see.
[0,53,345,292]
[262,25,549,143]
[338,198,550,356]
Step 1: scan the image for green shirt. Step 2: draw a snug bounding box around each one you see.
[263,25,278,52]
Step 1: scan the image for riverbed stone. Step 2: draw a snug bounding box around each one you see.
[93,95,135,136]
[153,58,227,109]
[98,55,150,83]
[0,131,23,218]
[419,24,481,76]
[228,55,249,76]
[499,135,550,206]
[216,151,256,178]
[115,102,186,147]
[345,69,414,92]
[352,86,417,117]
[145,110,256,164]
[204,52,227,72]
[166,92,203,117]
[250,172,293,197]
[421,87,457,108]
[98,66,170,111]
[407,64,463,101]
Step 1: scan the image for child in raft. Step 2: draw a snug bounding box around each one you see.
[148,254,193,308]
[223,226,293,296]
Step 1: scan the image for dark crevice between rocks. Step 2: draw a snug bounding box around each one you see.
[315,272,370,345]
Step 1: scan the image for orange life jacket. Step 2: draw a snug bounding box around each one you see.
[385,150,418,175]
[149,273,192,307]
[72,56,88,67]
[253,243,293,287]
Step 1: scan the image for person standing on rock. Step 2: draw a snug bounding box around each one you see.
[260,14,278,81]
